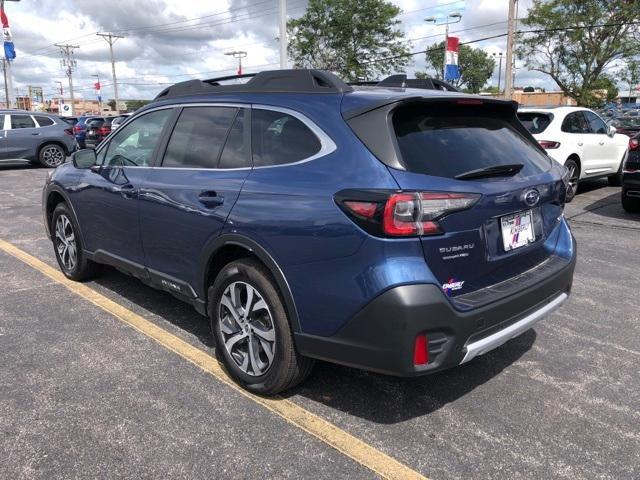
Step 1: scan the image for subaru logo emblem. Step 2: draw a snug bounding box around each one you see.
[522,188,540,207]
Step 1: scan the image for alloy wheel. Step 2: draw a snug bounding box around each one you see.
[566,163,579,198]
[55,214,77,271]
[42,145,65,167]
[218,281,276,377]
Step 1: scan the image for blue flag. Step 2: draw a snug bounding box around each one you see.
[4,41,15,60]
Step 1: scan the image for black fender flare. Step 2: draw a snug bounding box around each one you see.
[199,233,301,333]
[44,184,86,248]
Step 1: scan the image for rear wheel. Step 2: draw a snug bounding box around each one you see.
[622,191,640,212]
[564,158,580,203]
[51,203,101,280]
[39,143,66,168]
[209,259,314,395]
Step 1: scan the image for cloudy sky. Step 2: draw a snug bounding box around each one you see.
[3,0,563,102]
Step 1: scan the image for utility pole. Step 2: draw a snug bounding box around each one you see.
[278,0,287,68]
[55,43,78,115]
[2,59,9,108]
[97,32,124,113]
[225,51,247,76]
[492,52,504,93]
[504,0,517,99]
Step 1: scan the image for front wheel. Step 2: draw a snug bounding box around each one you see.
[564,158,580,203]
[51,203,101,281]
[39,143,66,168]
[209,259,314,395]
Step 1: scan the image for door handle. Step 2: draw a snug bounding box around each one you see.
[112,184,135,198]
[198,191,224,207]
[31,133,41,136]
[598,141,605,145]
[577,142,583,146]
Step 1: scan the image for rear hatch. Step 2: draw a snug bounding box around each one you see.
[347,98,567,305]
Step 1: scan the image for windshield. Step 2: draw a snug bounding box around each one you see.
[392,104,551,179]
[517,112,553,134]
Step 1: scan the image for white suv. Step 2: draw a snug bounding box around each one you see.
[518,107,629,201]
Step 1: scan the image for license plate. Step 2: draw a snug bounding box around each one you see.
[500,210,535,251]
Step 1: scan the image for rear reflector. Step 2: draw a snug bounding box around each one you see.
[413,334,429,365]
[343,200,377,218]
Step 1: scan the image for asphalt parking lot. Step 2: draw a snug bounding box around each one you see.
[1,161,639,480]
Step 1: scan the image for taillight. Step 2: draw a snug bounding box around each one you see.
[97,127,110,135]
[337,190,480,237]
[538,140,560,149]
[73,125,82,133]
[630,138,639,151]
[413,334,429,365]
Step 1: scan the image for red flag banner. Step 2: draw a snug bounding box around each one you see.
[94,81,101,90]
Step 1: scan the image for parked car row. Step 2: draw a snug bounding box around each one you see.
[622,132,640,212]
[73,113,132,148]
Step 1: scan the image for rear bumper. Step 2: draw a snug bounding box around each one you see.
[295,243,576,377]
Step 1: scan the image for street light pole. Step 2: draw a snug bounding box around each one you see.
[424,12,462,81]
[225,51,248,76]
[492,52,504,93]
[504,0,517,99]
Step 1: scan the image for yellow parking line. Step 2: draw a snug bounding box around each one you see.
[0,238,427,480]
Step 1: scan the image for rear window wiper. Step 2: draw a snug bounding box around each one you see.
[454,163,524,180]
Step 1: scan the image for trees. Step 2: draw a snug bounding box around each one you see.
[621,59,640,99]
[517,0,640,107]
[417,42,494,93]
[287,0,410,81]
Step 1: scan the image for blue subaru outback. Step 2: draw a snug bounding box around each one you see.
[42,70,576,394]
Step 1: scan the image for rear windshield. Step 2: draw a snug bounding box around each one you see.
[392,104,551,179]
[517,112,553,134]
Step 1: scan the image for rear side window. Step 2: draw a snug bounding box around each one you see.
[517,112,552,134]
[34,116,54,127]
[11,115,35,129]
[561,112,588,133]
[252,109,321,167]
[392,104,550,179]
[163,106,237,169]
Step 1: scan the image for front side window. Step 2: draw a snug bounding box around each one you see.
[102,109,172,167]
[252,109,321,167]
[162,106,237,169]
[34,116,54,127]
[584,111,607,134]
[11,115,36,129]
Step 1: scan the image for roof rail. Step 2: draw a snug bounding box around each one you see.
[154,69,353,101]
[375,74,459,92]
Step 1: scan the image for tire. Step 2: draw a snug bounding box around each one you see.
[622,191,640,213]
[51,203,101,281]
[38,143,66,168]
[209,259,314,395]
[564,158,580,203]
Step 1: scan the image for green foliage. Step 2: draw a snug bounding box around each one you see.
[481,86,501,94]
[591,75,619,105]
[621,59,640,94]
[523,86,535,92]
[517,0,640,107]
[418,42,495,93]
[125,100,151,111]
[107,99,116,111]
[287,0,410,81]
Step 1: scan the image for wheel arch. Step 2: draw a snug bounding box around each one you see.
[38,140,70,158]
[200,234,301,333]
[44,186,85,246]
[566,154,581,176]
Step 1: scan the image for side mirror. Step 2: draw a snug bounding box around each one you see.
[72,149,97,169]
[608,125,617,138]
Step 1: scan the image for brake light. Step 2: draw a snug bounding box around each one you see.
[630,138,639,151]
[538,140,560,149]
[97,126,110,135]
[73,125,82,133]
[413,334,429,365]
[337,190,480,237]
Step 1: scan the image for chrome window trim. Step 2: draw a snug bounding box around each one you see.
[96,102,336,171]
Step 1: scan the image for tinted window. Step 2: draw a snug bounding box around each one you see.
[584,111,607,134]
[102,109,172,167]
[517,112,552,134]
[252,109,321,167]
[219,110,250,169]
[87,119,104,127]
[162,107,236,169]
[392,104,550,179]
[11,115,35,129]
[561,112,588,133]
[34,116,54,127]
